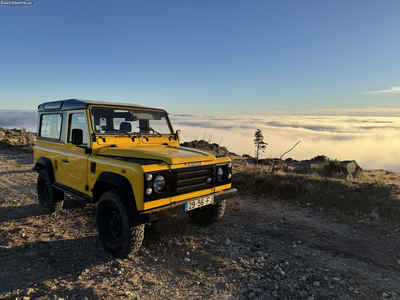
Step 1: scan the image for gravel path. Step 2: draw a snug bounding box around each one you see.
[1,148,400,300]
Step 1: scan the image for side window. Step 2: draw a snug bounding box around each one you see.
[68,113,89,144]
[40,114,62,140]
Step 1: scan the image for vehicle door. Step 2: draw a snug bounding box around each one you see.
[58,111,90,194]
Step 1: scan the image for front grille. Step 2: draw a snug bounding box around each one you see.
[174,166,215,195]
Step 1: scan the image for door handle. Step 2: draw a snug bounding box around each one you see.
[61,159,69,164]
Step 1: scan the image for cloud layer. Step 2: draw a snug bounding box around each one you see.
[1,110,399,172]
[171,114,400,172]
[0,110,37,132]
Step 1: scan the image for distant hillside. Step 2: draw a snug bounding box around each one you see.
[180,140,238,156]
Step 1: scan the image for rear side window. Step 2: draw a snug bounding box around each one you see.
[68,113,89,144]
[40,114,62,140]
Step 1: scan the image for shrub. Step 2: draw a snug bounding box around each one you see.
[323,159,341,176]
[313,155,329,162]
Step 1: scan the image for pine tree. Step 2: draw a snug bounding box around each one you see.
[254,129,267,161]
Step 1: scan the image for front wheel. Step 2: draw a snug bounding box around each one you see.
[187,200,226,226]
[97,189,144,257]
[37,169,64,213]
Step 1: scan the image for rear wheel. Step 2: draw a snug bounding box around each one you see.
[187,200,226,226]
[37,169,64,213]
[97,189,144,257]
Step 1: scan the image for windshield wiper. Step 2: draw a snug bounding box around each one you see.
[137,126,162,137]
[103,128,132,138]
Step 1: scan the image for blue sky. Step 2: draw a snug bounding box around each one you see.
[1,0,399,115]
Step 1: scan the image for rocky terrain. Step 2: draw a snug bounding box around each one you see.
[1,134,400,299]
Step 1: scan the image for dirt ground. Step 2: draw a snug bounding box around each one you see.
[1,147,400,300]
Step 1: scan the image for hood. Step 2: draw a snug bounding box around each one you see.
[96,145,216,165]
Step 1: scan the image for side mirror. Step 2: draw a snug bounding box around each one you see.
[71,129,83,145]
[175,130,181,142]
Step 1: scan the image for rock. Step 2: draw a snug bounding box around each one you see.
[340,160,357,173]
[300,290,308,298]
[332,277,341,283]
[354,167,363,179]
[248,292,256,298]
[382,292,389,298]
[225,239,231,246]
[341,172,353,181]
[313,281,320,287]
[184,258,191,263]
[340,160,363,179]
[369,207,380,221]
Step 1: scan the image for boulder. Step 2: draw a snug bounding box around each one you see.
[340,160,363,180]
[340,161,358,174]
[353,167,363,179]
[341,172,353,181]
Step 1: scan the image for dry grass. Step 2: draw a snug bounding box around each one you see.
[232,160,400,220]
[0,127,36,152]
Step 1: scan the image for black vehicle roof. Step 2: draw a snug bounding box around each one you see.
[38,99,166,112]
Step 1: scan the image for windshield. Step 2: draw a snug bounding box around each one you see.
[90,107,173,136]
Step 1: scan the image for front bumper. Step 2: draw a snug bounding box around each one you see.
[138,188,237,223]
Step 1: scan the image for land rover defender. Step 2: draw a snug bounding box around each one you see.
[33,99,237,257]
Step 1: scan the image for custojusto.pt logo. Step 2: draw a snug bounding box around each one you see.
[1,1,33,5]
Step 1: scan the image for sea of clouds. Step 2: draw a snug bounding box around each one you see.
[171,114,400,172]
[0,110,37,132]
[1,110,399,172]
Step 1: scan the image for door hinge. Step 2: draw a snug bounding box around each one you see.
[85,185,89,191]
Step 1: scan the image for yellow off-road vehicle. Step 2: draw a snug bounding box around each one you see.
[33,99,237,257]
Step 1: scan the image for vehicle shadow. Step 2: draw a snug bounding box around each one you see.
[0,195,93,224]
[0,170,34,176]
[0,236,111,295]
[0,204,45,223]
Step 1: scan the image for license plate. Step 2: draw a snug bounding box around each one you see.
[185,196,214,211]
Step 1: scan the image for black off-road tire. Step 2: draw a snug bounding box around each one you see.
[96,189,145,257]
[37,169,64,213]
[187,200,226,226]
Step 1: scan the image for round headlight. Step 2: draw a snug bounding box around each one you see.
[154,175,166,192]
[217,167,224,180]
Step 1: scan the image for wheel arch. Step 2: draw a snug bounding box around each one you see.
[93,172,137,211]
[34,157,55,183]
